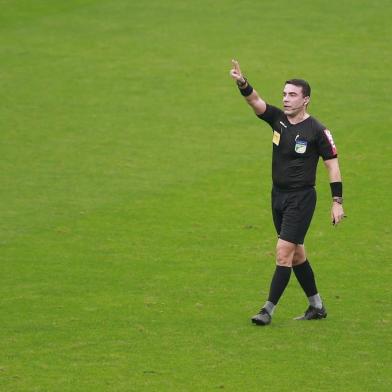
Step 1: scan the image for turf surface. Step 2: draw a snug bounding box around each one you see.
[1,0,391,390]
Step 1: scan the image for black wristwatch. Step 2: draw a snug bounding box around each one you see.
[332,197,343,205]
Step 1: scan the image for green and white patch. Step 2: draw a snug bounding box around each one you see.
[295,140,307,154]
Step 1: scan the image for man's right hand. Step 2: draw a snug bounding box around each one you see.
[230,59,246,84]
[230,59,267,115]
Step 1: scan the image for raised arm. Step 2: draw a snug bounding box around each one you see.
[324,158,345,225]
[230,59,267,116]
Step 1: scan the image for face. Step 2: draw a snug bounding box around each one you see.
[282,84,309,116]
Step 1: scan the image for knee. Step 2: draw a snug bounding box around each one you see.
[292,245,306,266]
[276,243,295,267]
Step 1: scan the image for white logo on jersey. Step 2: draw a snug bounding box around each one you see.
[279,121,287,128]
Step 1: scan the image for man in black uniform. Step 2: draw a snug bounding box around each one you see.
[230,60,345,326]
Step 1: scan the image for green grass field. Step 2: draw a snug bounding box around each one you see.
[1,0,391,390]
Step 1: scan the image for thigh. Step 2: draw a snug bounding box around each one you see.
[271,189,283,235]
[279,188,316,245]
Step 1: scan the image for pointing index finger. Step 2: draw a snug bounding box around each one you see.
[232,59,240,73]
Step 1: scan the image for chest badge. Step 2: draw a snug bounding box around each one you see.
[294,139,307,154]
[273,130,280,145]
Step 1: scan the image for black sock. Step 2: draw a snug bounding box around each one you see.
[267,265,292,305]
[293,260,318,297]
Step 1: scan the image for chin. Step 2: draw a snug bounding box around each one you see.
[284,109,299,117]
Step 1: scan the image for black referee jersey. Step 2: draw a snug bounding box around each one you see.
[258,104,338,191]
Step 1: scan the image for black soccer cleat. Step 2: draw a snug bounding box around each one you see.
[294,305,327,320]
[251,308,272,326]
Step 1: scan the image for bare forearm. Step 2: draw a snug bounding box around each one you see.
[324,158,342,183]
[238,81,267,115]
[243,86,261,105]
[328,165,342,183]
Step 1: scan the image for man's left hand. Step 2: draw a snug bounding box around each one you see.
[331,202,345,226]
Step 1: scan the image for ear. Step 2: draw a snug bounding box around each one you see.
[304,97,310,106]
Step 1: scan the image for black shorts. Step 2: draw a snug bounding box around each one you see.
[271,186,316,245]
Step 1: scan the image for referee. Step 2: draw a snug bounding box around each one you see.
[230,60,345,326]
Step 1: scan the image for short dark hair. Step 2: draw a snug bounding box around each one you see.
[285,79,311,97]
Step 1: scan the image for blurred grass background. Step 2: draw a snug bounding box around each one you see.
[0,0,391,390]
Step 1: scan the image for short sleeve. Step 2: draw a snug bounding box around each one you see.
[317,128,338,160]
[257,104,284,128]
